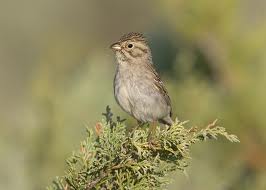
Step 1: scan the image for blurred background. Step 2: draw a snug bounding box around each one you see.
[0,0,266,189]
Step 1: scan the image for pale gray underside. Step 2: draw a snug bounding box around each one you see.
[114,60,172,124]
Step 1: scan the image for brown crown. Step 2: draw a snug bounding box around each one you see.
[119,32,147,42]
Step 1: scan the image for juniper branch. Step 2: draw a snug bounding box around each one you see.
[47,107,239,190]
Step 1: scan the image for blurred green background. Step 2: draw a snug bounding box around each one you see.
[0,0,266,189]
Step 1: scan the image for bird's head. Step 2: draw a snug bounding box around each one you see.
[110,32,152,64]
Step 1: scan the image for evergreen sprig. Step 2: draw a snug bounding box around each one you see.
[47,106,239,190]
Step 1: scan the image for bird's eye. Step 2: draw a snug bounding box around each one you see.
[127,43,133,48]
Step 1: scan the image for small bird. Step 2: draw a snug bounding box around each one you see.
[110,32,173,134]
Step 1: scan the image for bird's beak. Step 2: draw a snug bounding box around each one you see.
[110,42,121,51]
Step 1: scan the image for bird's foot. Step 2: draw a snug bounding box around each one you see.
[148,135,159,150]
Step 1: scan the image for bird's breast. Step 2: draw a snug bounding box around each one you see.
[113,68,135,114]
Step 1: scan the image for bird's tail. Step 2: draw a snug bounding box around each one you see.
[159,116,174,126]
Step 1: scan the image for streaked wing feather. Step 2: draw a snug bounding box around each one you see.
[145,63,172,117]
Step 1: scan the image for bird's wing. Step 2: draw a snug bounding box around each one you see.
[144,63,172,117]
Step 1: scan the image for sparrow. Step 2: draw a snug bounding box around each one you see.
[110,32,173,130]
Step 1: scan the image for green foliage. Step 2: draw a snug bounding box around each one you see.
[47,107,239,190]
